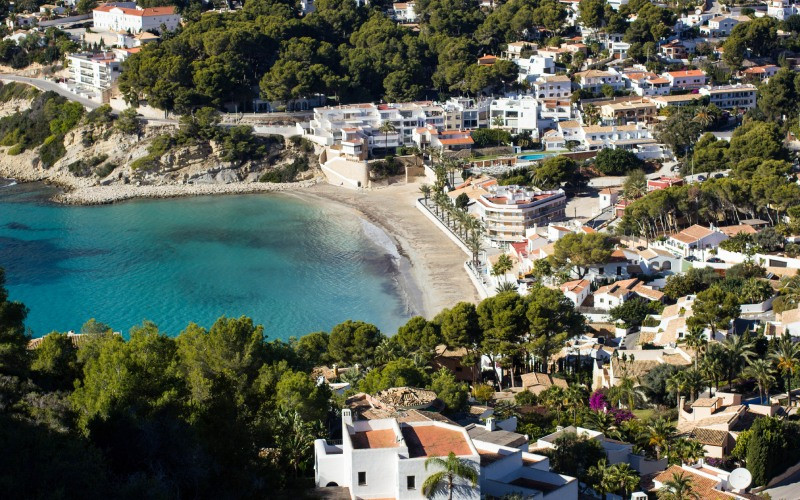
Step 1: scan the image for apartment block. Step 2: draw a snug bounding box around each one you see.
[475,185,567,245]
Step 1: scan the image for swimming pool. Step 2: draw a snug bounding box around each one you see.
[518,153,555,161]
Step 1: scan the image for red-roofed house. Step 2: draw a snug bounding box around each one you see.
[93,3,181,33]
[314,409,578,499]
[741,64,779,81]
[647,176,684,192]
[560,279,591,306]
[663,224,728,256]
[664,69,707,89]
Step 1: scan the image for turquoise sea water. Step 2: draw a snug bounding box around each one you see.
[0,181,412,339]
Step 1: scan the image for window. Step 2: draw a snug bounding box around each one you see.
[358,472,367,486]
[407,476,416,490]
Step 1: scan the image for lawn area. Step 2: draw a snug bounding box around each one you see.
[633,409,655,421]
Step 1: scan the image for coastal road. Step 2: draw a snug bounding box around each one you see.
[0,74,181,126]
[0,74,101,110]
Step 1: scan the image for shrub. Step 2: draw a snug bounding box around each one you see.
[594,148,644,175]
[95,162,117,178]
[7,143,22,155]
[258,156,310,183]
[472,128,512,147]
[39,136,66,168]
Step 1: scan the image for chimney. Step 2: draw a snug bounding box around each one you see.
[679,396,686,411]
[342,409,353,427]
[333,364,339,378]
[486,417,496,432]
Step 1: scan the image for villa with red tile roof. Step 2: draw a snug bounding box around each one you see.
[664,69,707,89]
[647,176,684,192]
[662,224,728,256]
[314,409,578,499]
[93,3,181,33]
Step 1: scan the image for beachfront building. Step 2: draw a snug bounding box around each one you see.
[474,185,567,245]
[92,3,181,33]
[67,52,121,92]
[412,126,473,152]
[650,94,704,109]
[442,97,491,130]
[314,410,578,499]
[301,102,447,154]
[699,84,757,110]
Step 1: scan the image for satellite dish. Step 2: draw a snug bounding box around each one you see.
[729,468,753,491]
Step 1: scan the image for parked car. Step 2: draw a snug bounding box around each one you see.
[685,255,698,262]
[707,257,724,263]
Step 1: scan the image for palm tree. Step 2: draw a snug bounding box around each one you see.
[607,463,641,498]
[275,409,319,477]
[378,121,397,155]
[422,451,479,500]
[771,336,800,406]
[583,103,599,125]
[419,184,432,204]
[585,410,618,435]
[700,343,726,396]
[496,281,518,293]
[666,371,687,411]
[673,438,706,465]
[657,472,700,500]
[693,107,713,129]
[647,417,676,460]
[492,254,514,286]
[721,334,755,389]
[684,327,707,370]
[682,369,706,402]
[492,115,505,129]
[564,384,586,424]
[467,231,483,268]
[587,458,613,499]
[608,375,643,410]
[744,358,776,404]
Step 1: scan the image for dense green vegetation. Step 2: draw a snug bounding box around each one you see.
[0,88,83,167]
[115,0,693,113]
[0,28,78,69]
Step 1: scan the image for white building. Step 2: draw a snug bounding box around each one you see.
[593,278,664,311]
[622,71,671,96]
[700,15,748,37]
[302,102,446,154]
[314,410,578,499]
[661,224,728,257]
[664,69,707,90]
[92,3,181,34]
[475,185,567,245]
[489,96,540,135]
[67,52,121,91]
[699,84,757,110]
[442,97,490,130]
[533,74,572,99]
[516,54,556,84]
[573,69,624,93]
[560,279,591,306]
[767,0,799,20]
[390,1,417,22]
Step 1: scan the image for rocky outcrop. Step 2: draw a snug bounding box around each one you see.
[0,116,321,203]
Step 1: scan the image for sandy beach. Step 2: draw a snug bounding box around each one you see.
[294,182,481,318]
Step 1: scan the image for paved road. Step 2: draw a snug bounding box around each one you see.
[0,74,102,110]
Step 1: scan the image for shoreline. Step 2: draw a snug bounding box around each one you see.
[1,176,482,320]
[293,183,481,318]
